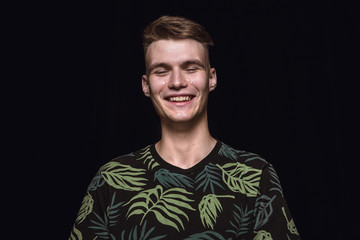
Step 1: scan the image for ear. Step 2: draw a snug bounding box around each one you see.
[209,68,217,92]
[142,75,151,97]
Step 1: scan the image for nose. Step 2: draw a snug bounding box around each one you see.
[168,68,188,89]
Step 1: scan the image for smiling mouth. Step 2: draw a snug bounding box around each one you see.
[167,96,193,102]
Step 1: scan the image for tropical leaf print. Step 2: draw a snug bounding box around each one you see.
[242,152,268,164]
[184,231,226,240]
[76,191,94,224]
[195,163,224,193]
[88,170,105,191]
[120,220,167,240]
[198,194,235,229]
[253,230,273,240]
[218,143,242,161]
[216,162,262,197]
[101,162,147,191]
[282,207,299,236]
[125,185,195,232]
[254,195,276,230]
[107,192,124,227]
[88,211,116,240]
[268,165,283,196]
[121,220,167,240]
[154,168,193,188]
[123,153,135,157]
[226,204,254,237]
[137,146,159,170]
[69,225,82,240]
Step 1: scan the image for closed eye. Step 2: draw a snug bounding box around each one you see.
[153,69,169,76]
[181,61,205,73]
[186,67,198,73]
[155,70,167,74]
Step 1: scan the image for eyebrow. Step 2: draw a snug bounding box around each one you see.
[147,59,206,75]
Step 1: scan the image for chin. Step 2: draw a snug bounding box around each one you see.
[165,111,204,124]
[168,115,193,123]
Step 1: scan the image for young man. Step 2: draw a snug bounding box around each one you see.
[70,16,301,240]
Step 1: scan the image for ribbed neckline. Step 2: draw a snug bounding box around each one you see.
[150,140,221,174]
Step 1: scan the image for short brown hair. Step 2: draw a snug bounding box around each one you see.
[142,15,214,56]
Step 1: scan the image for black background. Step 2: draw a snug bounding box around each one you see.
[24,0,357,239]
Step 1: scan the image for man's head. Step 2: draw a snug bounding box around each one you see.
[141,16,217,125]
[142,16,214,75]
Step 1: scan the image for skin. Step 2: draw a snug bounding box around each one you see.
[142,39,217,169]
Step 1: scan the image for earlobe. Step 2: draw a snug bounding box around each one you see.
[142,75,150,97]
[209,68,217,91]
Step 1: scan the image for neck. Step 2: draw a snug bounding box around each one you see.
[155,114,216,169]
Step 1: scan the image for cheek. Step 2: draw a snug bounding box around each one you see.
[191,74,209,91]
[149,78,166,96]
[185,74,193,84]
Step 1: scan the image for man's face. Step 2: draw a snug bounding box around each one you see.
[142,39,217,125]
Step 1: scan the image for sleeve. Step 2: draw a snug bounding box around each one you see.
[69,170,112,240]
[252,164,301,240]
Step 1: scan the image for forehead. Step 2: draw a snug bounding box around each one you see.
[145,39,206,66]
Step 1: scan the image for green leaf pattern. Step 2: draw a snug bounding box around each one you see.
[253,230,273,240]
[120,220,167,240]
[69,142,300,240]
[198,194,235,229]
[226,204,254,237]
[254,195,276,230]
[76,191,94,224]
[154,168,193,188]
[107,192,124,227]
[69,225,82,240]
[268,165,283,196]
[125,185,195,232]
[184,231,226,240]
[87,170,105,191]
[101,162,147,191]
[137,146,159,170]
[88,211,116,240]
[195,163,224,193]
[216,162,262,197]
[282,207,299,236]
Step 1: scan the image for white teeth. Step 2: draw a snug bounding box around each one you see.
[169,96,192,102]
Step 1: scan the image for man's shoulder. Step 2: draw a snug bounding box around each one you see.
[111,151,137,162]
[100,145,153,168]
[217,141,270,169]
